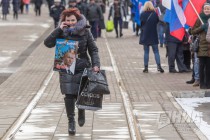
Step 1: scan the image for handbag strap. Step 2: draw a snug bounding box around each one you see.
[146,12,153,23]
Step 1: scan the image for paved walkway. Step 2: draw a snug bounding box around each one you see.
[0,4,210,140]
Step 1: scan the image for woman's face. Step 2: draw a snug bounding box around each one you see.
[65,15,77,28]
[203,5,210,15]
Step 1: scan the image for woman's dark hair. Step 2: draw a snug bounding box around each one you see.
[60,8,81,21]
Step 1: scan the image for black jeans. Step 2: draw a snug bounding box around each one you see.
[199,57,210,89]
[114,17,123,36]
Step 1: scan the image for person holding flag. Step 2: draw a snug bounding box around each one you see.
[190,3,210,89]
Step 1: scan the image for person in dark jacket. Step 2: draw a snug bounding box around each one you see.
[139,1,164,73]
[34,0,43,16]
[1,0,10,20]
[190,3,210,89]
[44,8,100,135]
[46,0,54,12]
[50,0,65,28]
[86,0,103,40]
[108,0,126,38]
[165,22,191,73]
[12,0,20,19]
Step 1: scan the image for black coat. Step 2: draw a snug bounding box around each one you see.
[44,16,100,95]
[12,0,20,12]
[139,11,159,45]
[1,0,10,14]
[34,0,43,7]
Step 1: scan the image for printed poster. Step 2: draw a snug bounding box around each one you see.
[54,39,79,75]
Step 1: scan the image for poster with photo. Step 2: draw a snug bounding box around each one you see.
[54,39,79,75]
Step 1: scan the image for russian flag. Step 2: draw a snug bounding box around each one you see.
[164,0,186,41]
[182,0,206,27]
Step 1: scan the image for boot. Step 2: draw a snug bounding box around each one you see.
[64,98,76,135]
[193,80,200,87]
[78,109,85,127]
[115,29,118,38]
[157,65,164,73]
[143,66,148,73]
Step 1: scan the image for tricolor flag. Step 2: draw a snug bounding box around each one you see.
[182,0,206,27]
[164,0,186,40]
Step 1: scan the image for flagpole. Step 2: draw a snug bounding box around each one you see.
[188,0,204,25]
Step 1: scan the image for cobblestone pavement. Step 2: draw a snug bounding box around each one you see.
[0,4,209,140]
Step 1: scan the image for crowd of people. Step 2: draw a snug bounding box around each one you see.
[130,0,210,90]
[0,0,43,20]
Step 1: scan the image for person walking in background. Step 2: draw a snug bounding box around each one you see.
[12,0,20,19]
[50,0,65,28]
[139,1,164,73]
[108,0,126,38]
[1,0,10,20]
[191,3,210,89]
[44,8,100,135]
[23,0,30,14]
[68,0,77,8]
[46,0,54,13]
[156,0,166,48]
[76,0,87,16]
[34,0,43,16]
[86,0,103,40]
[96,0,105,37]
[20,0,25,14]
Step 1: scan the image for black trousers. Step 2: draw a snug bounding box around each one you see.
[65,94,77,99]
[199,57,210,89]
[183,50,191,69]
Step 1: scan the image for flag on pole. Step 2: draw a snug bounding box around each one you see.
[182,0,206,27]
[164,0,186,40]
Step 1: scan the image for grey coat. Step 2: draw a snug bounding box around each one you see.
[44,15,100,95]
[108,3,126,20]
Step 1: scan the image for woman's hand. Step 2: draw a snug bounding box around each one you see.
[92,66,100,72]
[60,22,68,30]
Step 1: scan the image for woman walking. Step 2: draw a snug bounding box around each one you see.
[12,0,20,19]
[34,0,43,16]
[139,1,164,73]
[44,8,100,135]
[108,0,126,38]
[1,0,10,20]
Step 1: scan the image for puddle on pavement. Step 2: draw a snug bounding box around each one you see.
[176,97,210,139]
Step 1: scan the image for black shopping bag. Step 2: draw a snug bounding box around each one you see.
[123,21,129,29]
[76,68,104,111]
[76,90,103,111]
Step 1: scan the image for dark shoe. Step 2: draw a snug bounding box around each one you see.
[116,35,118,38]
[157,65,164,73]
[179,69,191,73]
[169,69,178,73]
[78,109,85,127]
[68,117,76,135]
[143,67,148,73]
[186,79,195,84]
[64,98,76,135]
[120,33,123,37]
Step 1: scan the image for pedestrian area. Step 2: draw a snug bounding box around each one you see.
[0,5,210,140]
